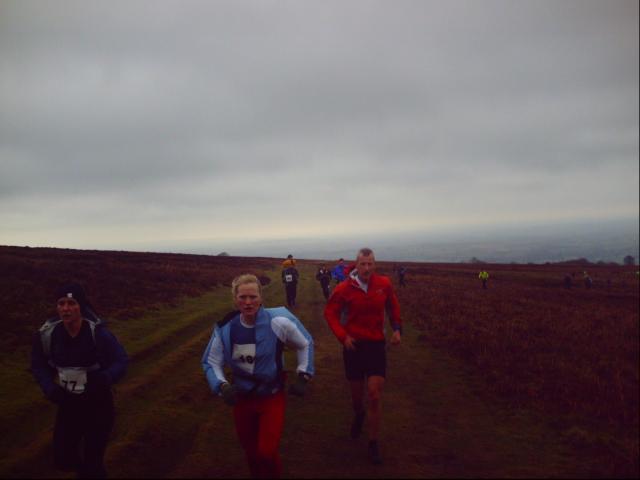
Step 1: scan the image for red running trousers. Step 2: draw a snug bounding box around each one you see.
[233,390,286,478]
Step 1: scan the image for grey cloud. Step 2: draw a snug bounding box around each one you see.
[0,0,637,250]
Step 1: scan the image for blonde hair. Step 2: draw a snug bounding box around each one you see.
[231,273,262,298]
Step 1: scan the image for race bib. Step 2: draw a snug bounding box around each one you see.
[57,367,88,394]
[285,274,293,282]
[232,343,256,375]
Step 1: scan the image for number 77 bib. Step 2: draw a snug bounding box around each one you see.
[57,367,88,394]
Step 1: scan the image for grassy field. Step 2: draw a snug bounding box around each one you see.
[393,261,639,477]
[0,250,638,478]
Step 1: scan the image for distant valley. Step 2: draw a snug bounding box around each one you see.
[163,217,640,264]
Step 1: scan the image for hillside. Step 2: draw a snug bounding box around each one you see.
[0,245,275,348]
[0,246,637,478]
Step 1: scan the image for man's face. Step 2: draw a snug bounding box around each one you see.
[57,297,82,324]
[356,254,375,282]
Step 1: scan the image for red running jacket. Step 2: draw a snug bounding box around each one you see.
[324,272,401,343]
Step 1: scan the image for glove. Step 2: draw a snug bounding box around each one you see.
[47,385,67,405]
[86,371,111,393]
[220,382,238,406]
[288,372,310,397]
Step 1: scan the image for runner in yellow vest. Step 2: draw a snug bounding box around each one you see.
[478,270,489,289]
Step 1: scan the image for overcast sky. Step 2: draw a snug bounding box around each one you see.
[1,0,638,254]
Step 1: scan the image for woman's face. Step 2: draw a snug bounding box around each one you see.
[234,283,262,319]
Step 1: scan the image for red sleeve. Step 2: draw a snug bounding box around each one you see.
[324,285,348,343]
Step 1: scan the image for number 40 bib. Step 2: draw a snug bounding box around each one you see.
[232,343,256,375]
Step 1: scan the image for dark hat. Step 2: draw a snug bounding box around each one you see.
[55,283,100,320]
[55,283,103,323]
[55,283,91,310]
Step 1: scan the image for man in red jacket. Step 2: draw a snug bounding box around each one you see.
[324,247,401,465]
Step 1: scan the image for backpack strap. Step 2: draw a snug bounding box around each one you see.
[217,310,240,328]
[39,318,63,359]
[39,317,100,368]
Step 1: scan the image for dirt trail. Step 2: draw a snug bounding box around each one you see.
[6,263,592,478]
[172,264,588,478]
[274,265,584,478]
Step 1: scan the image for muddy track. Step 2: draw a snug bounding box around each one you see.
[1,273,280,478]
[5,264,598,478]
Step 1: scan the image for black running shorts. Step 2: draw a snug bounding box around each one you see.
[342,340,386,380]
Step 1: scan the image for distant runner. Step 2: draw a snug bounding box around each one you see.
[281,254,296,269]
[315,263,332,300]
[331,258,347,285]
[479,270,489,289]
[324,247,402,465]
[202,274,314,478]
[30,284,128,478]
[282,263,300,307]
[397,265,407,287]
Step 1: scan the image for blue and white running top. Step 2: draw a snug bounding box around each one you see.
[202,306,314,397]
